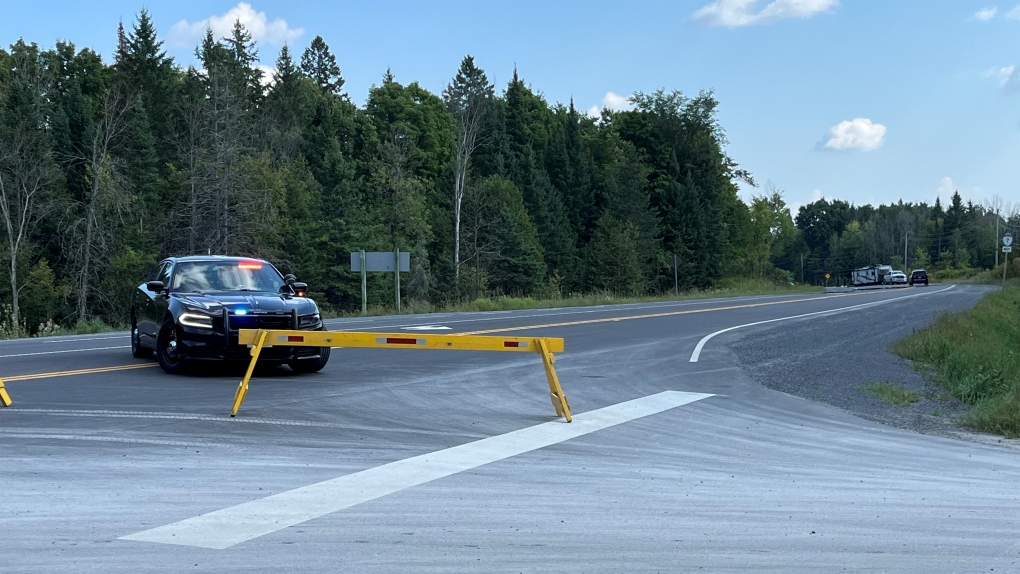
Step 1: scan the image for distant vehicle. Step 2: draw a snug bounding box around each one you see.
[130,256,330,374]
[885,270,907,285]
[909,269,929,286]
[852,265,893,286]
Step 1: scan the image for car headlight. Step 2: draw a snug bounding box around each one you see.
[299,313,321,328]
[179,311,215,329]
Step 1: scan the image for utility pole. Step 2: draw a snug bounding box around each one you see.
[995,209,1000,269]
[800,253,805,284]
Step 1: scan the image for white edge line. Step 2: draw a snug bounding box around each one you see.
[321,292,839,331]
[44,334,126,344]
[689,285,956,362]
[0,345,129,359]
[119,390,713,549]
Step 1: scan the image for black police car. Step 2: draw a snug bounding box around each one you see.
[130,256,329,374]
[909,269,929,286]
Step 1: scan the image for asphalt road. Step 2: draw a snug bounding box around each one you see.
[1,285,1017,573]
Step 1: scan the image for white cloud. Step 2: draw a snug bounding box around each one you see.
[257,65,276,87]
[692,0,838,27]
[935,176,983,198]
[167,3,304,48]
[1007,5,1020,19]
[1006,68,1020,93]
[985,65,1020,94]
[985,65,1015,85]
[937,176,957,197]
[789,189,824,215]
[587,91,633,117]
[973,6,998,21]
[823,118,886,151]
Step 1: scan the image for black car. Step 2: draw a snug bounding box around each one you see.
[909,269,929,286]
[131,256,330,374]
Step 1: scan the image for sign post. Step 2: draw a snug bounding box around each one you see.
[394,248,402,313]
[360,249,367,314]
[1003,233,1013,287]
[352,250,410,313]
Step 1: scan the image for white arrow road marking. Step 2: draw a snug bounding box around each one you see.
[120,390,713,549]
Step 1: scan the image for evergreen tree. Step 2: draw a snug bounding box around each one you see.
[300,36,345,96]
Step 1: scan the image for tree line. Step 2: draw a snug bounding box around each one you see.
[1,11,1016,335]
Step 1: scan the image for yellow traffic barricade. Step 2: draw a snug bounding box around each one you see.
[231,329,570,422]
[0,377,11,407]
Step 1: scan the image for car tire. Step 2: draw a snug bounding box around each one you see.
[131,315,153,359]
[288,346,330,374]
[156,317,188,374]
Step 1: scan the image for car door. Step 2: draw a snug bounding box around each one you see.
[138,261,172,344]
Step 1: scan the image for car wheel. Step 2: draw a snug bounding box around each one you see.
[288,346,330,374]
[131,315,153,359]
[156,317,187,374]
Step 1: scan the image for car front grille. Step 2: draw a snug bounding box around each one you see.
[213,312,322,334]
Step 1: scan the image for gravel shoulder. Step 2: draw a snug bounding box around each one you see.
[727,284,1020,448]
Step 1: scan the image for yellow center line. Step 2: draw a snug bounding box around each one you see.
[4,363,157,382]
[455,291,878,336]
[2,291,888,382]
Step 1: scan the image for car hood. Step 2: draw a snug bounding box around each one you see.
[173,291,318,315]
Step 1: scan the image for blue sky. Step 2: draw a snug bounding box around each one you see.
[2,0,1018,213]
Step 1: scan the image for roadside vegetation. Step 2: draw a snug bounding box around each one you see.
[861,381,921,407]
[946,261,1020,285]
[331,279,820,318]
[891,286,1020,437]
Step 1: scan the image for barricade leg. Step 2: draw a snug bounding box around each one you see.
[231,330,268,417]
[0,378,11,407]
[538,339,571,422]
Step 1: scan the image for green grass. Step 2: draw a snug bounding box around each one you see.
[861,381,921,406]
[64,318,127,335]
[0,317,126,340]
[891,286,1020,437]
[941,261,1020,285]
[323,279,821,319]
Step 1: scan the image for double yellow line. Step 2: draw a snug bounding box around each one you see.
[3,291,876,385]
[3,363,156,382]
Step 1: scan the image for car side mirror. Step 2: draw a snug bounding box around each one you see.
[146,280,165,293]
[291,282,307,297]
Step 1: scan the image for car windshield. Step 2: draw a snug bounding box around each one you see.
[171,261,284,293]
